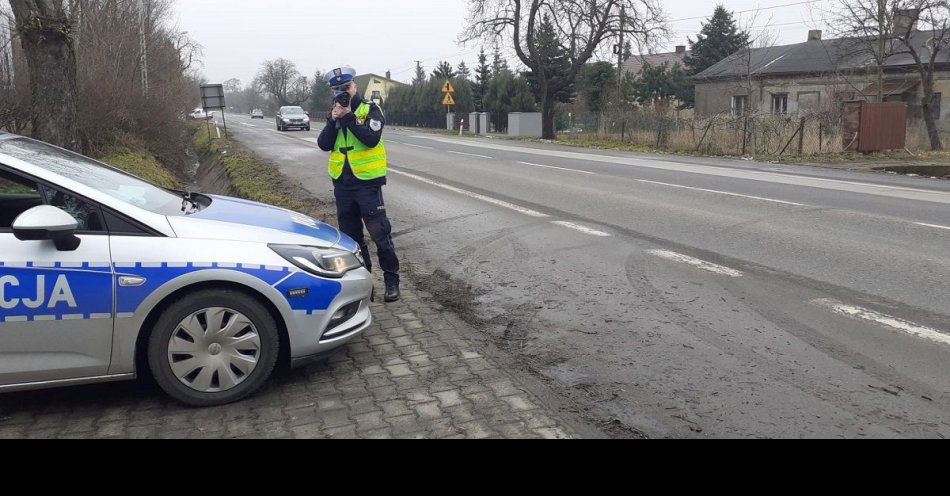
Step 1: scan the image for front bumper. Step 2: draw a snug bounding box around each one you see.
[280,120,310,128]
[285,267,373,364]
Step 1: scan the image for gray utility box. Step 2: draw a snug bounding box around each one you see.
[446,112,455,130]
[469,112,489,135]
[508,112,542,137]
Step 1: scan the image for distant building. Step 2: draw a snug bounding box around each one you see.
[692,25,950,129]
[0,18,14,88]
[624,45,689,77]
[353,71,407,106]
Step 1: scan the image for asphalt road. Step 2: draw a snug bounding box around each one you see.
[216,112,950,438]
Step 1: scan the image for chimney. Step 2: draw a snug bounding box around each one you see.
[675,45,686,54]
[808,30,822,41]
[386,70,391,80]
[893,9,920,36]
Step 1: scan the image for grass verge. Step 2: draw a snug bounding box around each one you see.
[191,124,325,218]
[98,146,182,189]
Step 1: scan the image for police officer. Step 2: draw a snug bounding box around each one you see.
[318,66,401,302]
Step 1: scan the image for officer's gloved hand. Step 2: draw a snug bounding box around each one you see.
[338,112,357,127]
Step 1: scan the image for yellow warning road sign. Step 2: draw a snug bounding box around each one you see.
[441,81,455,93]
[442,93,456,105]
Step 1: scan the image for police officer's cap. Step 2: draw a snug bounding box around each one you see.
[325,66,357,91]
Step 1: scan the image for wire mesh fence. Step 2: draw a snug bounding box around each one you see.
[558,108,936,157]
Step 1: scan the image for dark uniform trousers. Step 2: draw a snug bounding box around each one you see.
[334,185,400,287]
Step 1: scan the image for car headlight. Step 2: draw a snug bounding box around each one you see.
[269,244,363,278]
[282,118,291,123]
[304,116,310,122]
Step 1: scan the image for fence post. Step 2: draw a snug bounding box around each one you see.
[797,117,805,155]
[741,116,748,156]
[819,122,824,153]
[621,120,626,143]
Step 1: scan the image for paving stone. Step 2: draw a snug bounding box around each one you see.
[414,402,443,420]
[353,411,388,432]
[458,420,495,439]
[434,389,465,408]
[502,395,539,412]
[385,364,415,378]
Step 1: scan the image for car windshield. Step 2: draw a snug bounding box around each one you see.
[0,138,190,216]
[283,108,306,115]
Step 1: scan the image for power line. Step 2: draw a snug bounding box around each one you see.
[671,19,816,33]
[669,0,826,24]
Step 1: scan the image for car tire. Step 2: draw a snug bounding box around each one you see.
[147,288,280,407]
[305,126,311,131]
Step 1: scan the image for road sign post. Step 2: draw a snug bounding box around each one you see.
[441,80,456,123]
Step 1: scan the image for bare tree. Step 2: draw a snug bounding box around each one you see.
[891,1,949,150]
[828,0,949,150]
[462,0,667,139]
[255,58,309,106]
[8,0,81,150]
[827,0,901,103]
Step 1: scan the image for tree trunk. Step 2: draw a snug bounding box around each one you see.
[541,96,556,140]
[10,3,81,152]
[920,84,943,151]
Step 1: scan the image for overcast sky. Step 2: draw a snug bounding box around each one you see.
[171,0,832,86]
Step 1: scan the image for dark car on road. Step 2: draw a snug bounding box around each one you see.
[276,106,310,132]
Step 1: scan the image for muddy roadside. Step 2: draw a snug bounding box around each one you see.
[187,130,614,438]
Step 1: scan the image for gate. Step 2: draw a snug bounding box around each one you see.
[843,102,907,152]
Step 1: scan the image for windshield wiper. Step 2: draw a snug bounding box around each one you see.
[181,190,201,214]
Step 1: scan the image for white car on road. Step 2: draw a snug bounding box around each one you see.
[0,133,373,406]
[189,108,214,120]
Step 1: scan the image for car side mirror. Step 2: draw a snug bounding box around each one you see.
[12,205,82,251]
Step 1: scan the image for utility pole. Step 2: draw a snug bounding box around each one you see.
[876,0,885,103]
[139,0,149,98]
[617,4,626,96]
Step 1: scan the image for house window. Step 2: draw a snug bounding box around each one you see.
[771,93,789,114]
[371,90,382,100]
[732,95,749,116]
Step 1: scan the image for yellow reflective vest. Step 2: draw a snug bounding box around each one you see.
[328,103,387,180]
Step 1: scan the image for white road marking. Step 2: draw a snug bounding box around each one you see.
[916,222,950,231]
[403,143,435,150]
[551,221,611,237]
[239,122,254,127]
[646,250,743,277]
[448,150,493,159]
[410,135,950,205]
[389,168,548,217]
[632,178,807,206]
[518,161,595,175]
[813,298,950,347]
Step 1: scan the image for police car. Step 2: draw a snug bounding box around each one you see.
[0,133,373,406]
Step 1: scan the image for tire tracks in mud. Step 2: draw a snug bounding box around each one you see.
[623,251,950,437]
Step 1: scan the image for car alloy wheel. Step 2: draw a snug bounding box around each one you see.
[167,307,262,393]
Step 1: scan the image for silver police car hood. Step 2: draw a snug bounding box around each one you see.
[167,195,358,252]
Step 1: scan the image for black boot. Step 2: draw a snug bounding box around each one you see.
[384,284,400,303]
